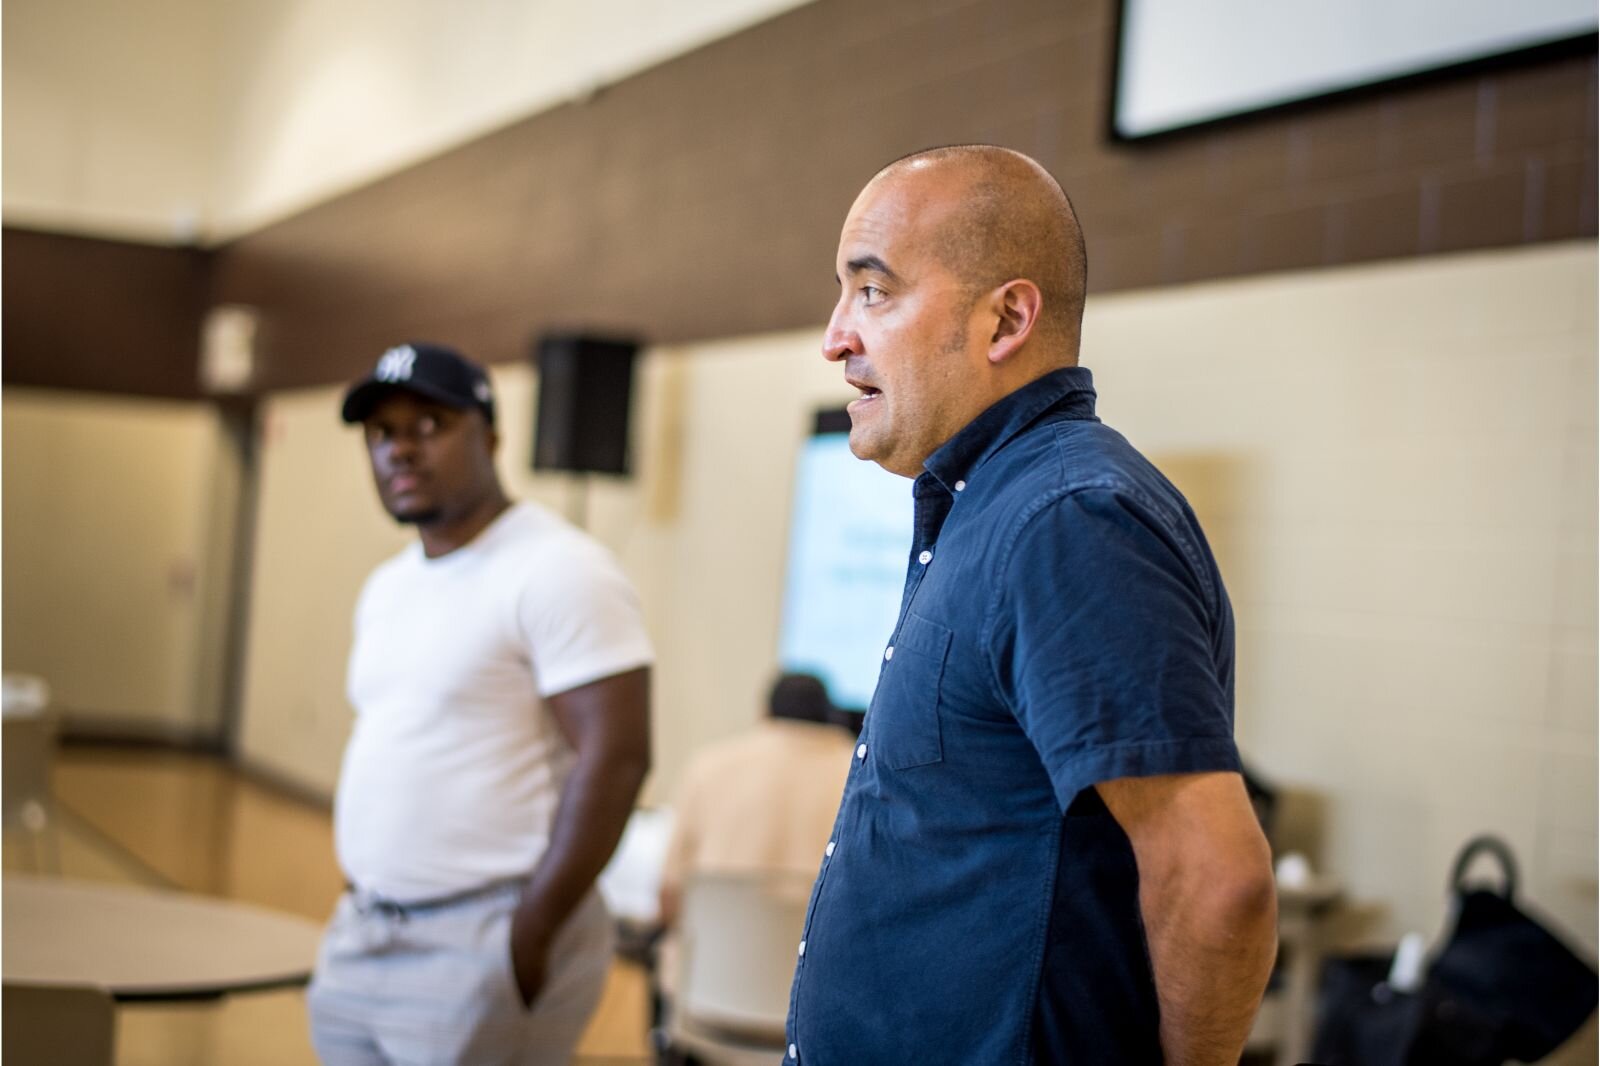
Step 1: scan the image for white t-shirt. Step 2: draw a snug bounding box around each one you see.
[335,501,654,901]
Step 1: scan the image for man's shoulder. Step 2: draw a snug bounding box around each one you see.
[683,722,849,778]
[980,417,1201,560]
[485,502,625,576]
[1044,417,1151,488]
[984,417,1161,511]
[359,541,423,594]
[487,500,577,550]
[683,726,769,773]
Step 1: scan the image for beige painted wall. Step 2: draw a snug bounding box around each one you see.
[2,0,814,242]
[1087,242,1598,956]
[236,241,1596,957]
[2,389,231,735]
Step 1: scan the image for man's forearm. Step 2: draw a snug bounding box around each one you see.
[1098,772,1278,1064]
[514,667,651,958]
[513,747,649,946]
[1143,872,1278,1064]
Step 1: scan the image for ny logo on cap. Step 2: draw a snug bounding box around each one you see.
[376,346,417,383]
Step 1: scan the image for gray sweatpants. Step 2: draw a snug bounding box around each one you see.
[308,882,613,1065]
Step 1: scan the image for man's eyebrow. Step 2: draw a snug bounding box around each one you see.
[844,255,901,282]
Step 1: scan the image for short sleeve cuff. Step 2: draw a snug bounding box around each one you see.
[536,644,654,699]
[1050,736,1243,812]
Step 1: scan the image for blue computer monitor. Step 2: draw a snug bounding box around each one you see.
[777,410,914,714]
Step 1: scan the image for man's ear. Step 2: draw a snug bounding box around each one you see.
[986,279,1043,365]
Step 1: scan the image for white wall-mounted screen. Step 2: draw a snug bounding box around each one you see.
[777,420,913,713]
[1113,0,1597,140]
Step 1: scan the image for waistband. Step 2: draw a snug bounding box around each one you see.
[345,876,526,918]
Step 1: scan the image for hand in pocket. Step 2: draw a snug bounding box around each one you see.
[508,931,549,1010]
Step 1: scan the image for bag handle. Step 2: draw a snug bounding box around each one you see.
[1449,834,1518,902]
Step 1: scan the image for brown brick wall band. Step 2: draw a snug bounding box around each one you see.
[7,0,1595,398]
[3,227,211,398]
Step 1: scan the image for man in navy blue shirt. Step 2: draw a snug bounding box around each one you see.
[784,146,1278,1064]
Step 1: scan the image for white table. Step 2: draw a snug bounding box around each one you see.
[4,875,323,1002]
[1267,877,1343,1066]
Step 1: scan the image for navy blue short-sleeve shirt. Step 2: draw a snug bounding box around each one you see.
[785,367,1242,1065]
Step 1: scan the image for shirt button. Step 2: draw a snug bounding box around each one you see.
[798,940,806,957]
[856,743,867,760]
[884,646,894,661]
[789,1045,798,1060]
[918,550,933,565]
[954,479,966,492]
[825,840,836,857]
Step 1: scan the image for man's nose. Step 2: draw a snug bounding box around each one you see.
[382,433,422,465]
[822,312,861,363]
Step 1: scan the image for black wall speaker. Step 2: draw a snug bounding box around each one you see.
[531,334,639,476]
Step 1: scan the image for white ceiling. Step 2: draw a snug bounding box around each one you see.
[2,0,815,244]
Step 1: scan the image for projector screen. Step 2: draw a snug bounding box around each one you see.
[777,414,913,713]
[1113,0,1598,140]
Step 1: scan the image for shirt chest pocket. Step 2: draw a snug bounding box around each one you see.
[871,612,953,770]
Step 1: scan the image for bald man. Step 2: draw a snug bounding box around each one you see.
[783,146,1277,1065]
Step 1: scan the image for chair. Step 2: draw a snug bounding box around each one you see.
[663,872,813,1066]
[2,982,116,1065]
[2,676,60,872]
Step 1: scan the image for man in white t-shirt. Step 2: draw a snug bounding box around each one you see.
[308,342,653,1065]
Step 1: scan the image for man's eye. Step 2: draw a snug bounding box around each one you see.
[417,415,440,437]
[861,285,885,304]
[364,425,390,445]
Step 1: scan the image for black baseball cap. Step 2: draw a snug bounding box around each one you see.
[340,342,496,426]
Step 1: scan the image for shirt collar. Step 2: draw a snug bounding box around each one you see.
[923,366,1097,492]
